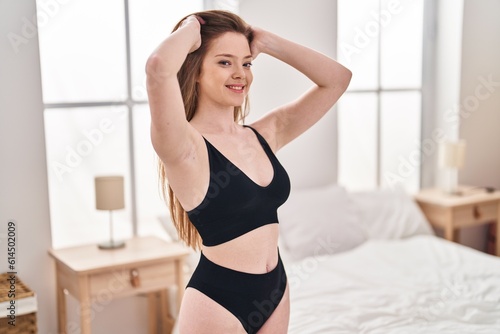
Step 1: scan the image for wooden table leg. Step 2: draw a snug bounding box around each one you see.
[444,209,455,241]
[160,289,174,334]
[55,268,67,334]
[80,299,92,334]
[79,276,91,334]
[496,204,500,256]
[175,259,185,314]
[148,292,158,334]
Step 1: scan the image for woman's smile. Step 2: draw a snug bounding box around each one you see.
[226,84,246,93]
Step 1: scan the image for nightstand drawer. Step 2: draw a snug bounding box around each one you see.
[89,261,177,298]
[453,202,499,227]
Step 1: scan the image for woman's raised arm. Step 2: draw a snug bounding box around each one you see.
[145,16,203,164]
[249,27,352,151]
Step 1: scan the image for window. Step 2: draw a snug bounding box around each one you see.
[337,0,424,192]
[38,0,203,248]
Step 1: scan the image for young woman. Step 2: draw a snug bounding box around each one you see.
[146,10,351,334]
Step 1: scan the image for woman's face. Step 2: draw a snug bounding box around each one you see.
[197,32,253,109]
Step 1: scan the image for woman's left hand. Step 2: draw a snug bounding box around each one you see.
[249,26,269,59]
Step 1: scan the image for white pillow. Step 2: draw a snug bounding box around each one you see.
[278,184,368,261]
[349,186,434,240]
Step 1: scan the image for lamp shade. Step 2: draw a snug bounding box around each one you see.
[95,176,125,210]
[439,140,466,169]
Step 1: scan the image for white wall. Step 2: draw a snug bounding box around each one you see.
[458,0,500,251]
[433,0,464,189]
[459,0,500,190]
[240,0,339,188]
[0,0,56,332]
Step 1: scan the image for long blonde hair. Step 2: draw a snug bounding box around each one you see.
[158,10,253,250]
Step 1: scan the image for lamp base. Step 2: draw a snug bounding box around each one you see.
[98,240,125,250]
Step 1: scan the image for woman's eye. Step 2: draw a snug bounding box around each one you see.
[244,62,253,68]
[219,60,231,66]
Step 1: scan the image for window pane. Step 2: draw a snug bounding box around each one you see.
[380,0,423,89]
[132,105,171,238]
[44,106,132,249]
[380,91,421,193]
[37,0,127,103]
[129,0,203,101]
[338,93,378,191]
[338,0,379,90]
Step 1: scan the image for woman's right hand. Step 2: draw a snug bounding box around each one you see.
[179,15,205,53]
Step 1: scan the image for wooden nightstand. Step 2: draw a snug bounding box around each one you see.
[48,236,190,334]
[415,186,500,256]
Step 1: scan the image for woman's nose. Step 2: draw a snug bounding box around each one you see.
[232,68,245,80]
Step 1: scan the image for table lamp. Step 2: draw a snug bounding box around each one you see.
[438,140,466,195]
[95,176,126,249]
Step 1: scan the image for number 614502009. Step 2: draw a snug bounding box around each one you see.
[7,221,16,264]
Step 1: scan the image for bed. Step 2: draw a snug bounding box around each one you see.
[278,184,500,334]
[170,184,500,333]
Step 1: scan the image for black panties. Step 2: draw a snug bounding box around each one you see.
[186,249,287,333]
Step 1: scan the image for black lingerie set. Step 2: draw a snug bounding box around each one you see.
[185,125,291,333]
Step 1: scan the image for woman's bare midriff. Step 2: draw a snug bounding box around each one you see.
[201,223,280,274]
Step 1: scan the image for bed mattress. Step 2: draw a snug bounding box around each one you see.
[285,235,500,334]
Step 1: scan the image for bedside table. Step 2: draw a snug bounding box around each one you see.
[415,186,500,256]
[48,236,190,334]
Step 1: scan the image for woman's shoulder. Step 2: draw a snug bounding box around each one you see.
[246,118,279,152]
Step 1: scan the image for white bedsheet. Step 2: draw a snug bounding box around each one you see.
[286,235,500,334]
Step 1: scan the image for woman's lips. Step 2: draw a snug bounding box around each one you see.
[226,85,245,93]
